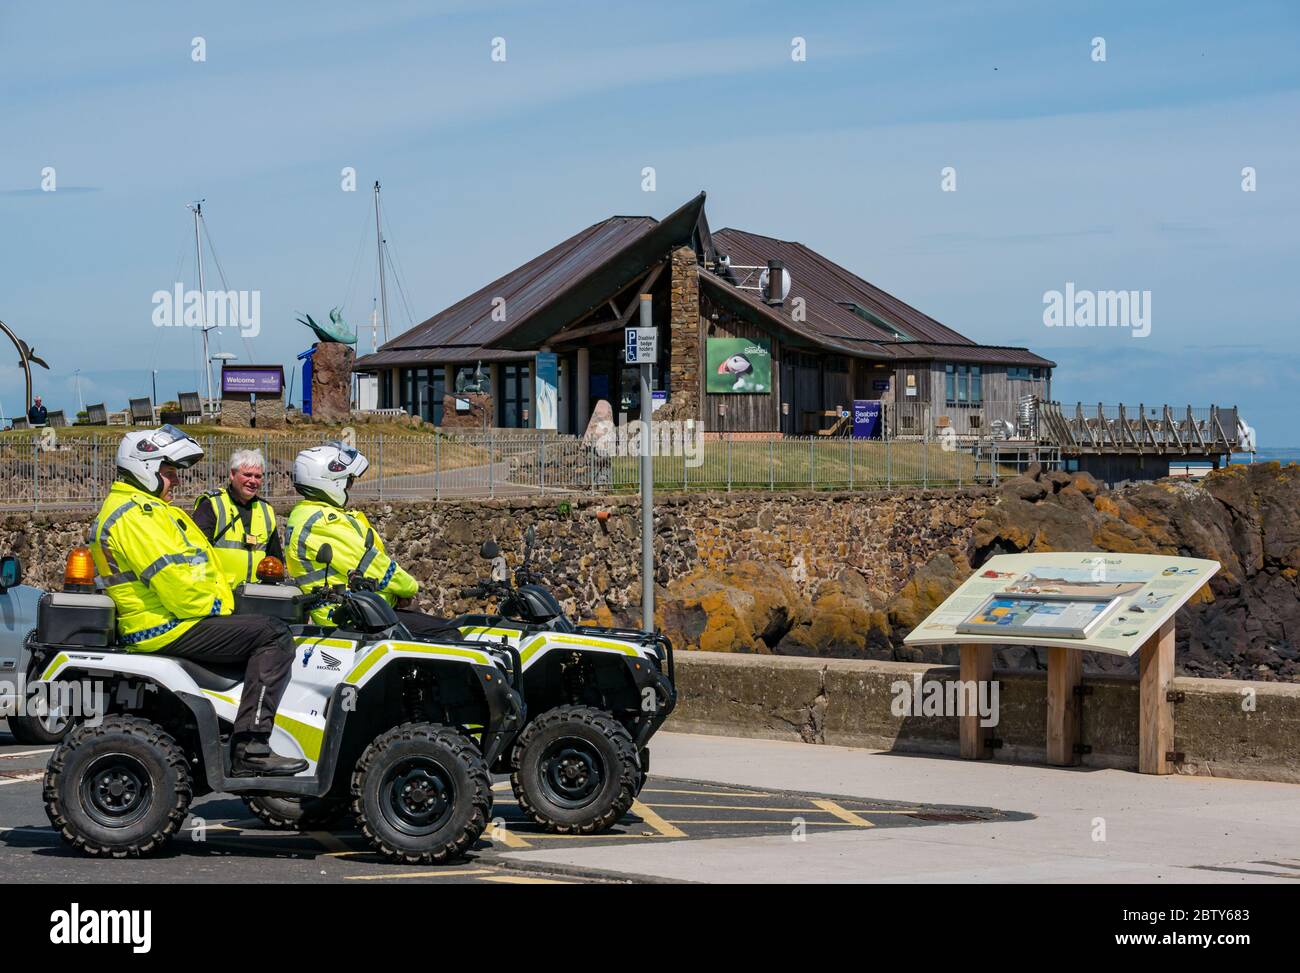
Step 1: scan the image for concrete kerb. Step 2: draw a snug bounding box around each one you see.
[666,650,1300,784]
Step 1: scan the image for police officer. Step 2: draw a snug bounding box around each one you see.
[192,448,284,587]
[285,441,458,638]
[90,426,307,776]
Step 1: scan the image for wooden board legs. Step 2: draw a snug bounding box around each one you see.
[1138,620,1176,774]
[959,644,993,759]
[1046,646,1083,766]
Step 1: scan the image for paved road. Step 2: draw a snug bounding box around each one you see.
[4,725,1299,883]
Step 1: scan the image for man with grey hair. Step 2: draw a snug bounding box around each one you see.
[192,448,284,587]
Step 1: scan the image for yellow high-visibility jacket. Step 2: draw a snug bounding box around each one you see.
[89,481,234,652]
[285,499,417,625]
[194,488,278,586]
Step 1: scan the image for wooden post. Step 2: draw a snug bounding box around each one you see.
[1138,620,1176,774]
[1046,646,1083,766]
[959,644,993,759]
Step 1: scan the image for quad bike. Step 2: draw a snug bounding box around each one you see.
[0,554,72,744]
[453,526,677,834]
[29,544,524,862]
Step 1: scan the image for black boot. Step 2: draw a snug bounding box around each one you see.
[231,736,309,777]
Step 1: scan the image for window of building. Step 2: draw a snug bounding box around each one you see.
[499,362,531,428]
[945,364,982,405]
[398,366,446,424]
[1007,366,1041,381]
[837,302,914,341]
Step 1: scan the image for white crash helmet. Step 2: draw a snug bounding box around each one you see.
[116,424,205,496]
[292,441,369,506]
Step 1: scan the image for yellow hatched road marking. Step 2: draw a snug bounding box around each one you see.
[517,831,661,840]
[810,799,877,827]
[631,799,686,838]
[345,869,495,881]
[643,803,861,813]
[665,819,866,826]
[489,828,532,849]
[307,831,353,854]
[639,788,772,797]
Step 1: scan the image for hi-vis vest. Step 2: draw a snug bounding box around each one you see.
[90,481,234,652]
[285,499,418,626]
[195,489,277,587]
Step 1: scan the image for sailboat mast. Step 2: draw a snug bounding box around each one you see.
[374,181,390,344]
[190,200,213,418]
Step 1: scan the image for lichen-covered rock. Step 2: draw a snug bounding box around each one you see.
[656,561,809,654]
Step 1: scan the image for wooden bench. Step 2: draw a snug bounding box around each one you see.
[129,398,156,426]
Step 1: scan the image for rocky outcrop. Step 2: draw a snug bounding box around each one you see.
[960,463,1300,680]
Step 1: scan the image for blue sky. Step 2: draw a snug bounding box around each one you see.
[1,0,1297,441]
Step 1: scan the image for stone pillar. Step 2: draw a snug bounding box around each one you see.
[311,342,355,421]
[576,346,590,434]
[662,245,701,421]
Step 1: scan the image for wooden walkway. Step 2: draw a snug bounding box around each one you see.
[1039,402,1239,457]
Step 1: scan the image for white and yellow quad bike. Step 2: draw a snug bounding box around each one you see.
[29,544,524,863]
[454,527,677,835]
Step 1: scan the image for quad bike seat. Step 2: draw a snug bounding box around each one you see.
[171,659,246,692]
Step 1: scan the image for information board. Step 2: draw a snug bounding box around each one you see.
[903,552,1219,657]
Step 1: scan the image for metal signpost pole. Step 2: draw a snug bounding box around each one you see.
[637,295,655,633]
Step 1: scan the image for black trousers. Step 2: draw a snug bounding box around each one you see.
[396,610,463,641]
[163,615,295,736]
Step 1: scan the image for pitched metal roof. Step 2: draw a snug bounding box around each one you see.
[354,195,1054,372]
[707,228,1054,368]
[355,194,709,372]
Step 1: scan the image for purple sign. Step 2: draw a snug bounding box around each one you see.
[222,367,283,394]
[852,399,882,439]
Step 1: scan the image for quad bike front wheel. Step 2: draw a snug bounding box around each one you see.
[44,715,193,857]
[351,722,491,865]
[511,705,639,835]
[242,794,353,831]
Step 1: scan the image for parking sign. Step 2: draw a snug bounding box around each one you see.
[625,327,658,365]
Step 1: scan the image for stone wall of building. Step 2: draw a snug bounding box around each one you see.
[658,245,701,422]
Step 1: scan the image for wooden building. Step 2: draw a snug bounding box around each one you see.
[354,193,1054,438]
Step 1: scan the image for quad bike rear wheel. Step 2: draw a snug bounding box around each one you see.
[242,794,352,831]
[9,645,73,745]
[511,705,639,834]
[7,711,70,745]
[351,722,491,865]
[44,715,192,857]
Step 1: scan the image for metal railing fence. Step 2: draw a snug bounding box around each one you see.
[0,431,1048,510]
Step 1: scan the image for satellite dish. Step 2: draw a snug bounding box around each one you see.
[758,266,792,302]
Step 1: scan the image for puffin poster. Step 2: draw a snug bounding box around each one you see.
[706,337,772,393]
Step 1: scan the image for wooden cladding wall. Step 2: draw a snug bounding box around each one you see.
[699,291,781,433]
